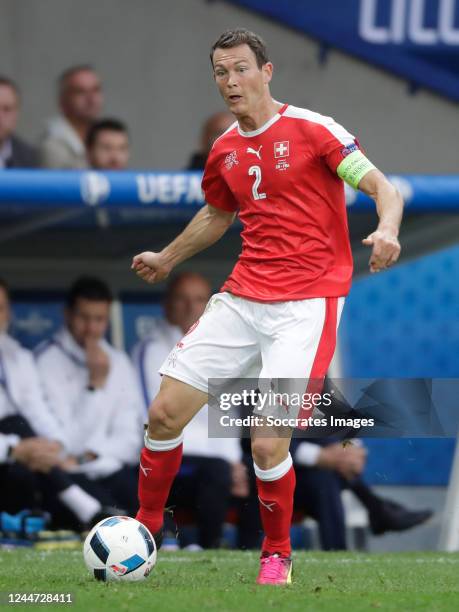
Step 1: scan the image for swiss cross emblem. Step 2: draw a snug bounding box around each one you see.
[224,150,238,170]
[274,141,289,158]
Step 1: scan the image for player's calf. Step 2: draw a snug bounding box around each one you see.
[136,430,184,538]
[136,377,208,541]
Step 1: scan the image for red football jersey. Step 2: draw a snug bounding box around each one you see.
[202,104,358,302]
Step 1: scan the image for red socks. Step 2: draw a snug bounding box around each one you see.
[136,434,295,559]
[255,455,296,558]
[136,435,183,535]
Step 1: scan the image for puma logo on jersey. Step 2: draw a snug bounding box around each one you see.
[258,496,276,512]
[247,145,262,160]
[140,462,152,477]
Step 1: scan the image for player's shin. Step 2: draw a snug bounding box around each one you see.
[136,431,183,538]
[254,453,296,558]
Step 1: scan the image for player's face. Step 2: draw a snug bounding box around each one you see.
[61,70,103,122]
[0,85,19,142]
[88,130,130,170]
[0,287,11,333]
[167,278,211,334]
[66,298,110,346]
[212,44,272,117]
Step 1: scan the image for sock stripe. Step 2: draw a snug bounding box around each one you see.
[253,453,292,482]
[144,431,184,451]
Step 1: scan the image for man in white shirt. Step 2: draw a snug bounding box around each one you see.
[39,65,103,169]
[132,273,248,548]
[0,278,118,527]
[35,277,144,518]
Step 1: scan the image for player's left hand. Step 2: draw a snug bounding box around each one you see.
[362,229,401,273]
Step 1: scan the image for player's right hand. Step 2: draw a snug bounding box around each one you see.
[131,251,171,285]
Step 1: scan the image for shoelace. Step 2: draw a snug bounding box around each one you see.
[260,554,287,580]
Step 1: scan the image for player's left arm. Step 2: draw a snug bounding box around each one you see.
[357,168,403,273]
[323,120,404,274]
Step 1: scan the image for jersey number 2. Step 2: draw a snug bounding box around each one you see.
[248,165,266,200]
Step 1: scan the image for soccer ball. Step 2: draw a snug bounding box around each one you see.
[83,516,157,581]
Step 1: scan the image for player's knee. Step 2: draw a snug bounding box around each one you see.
[148,395,182,438]
[251,438,284,470]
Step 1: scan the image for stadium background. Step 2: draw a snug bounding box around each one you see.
[1,0,458,552]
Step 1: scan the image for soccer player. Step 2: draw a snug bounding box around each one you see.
[132,28,403,585]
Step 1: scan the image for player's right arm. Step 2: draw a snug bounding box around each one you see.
[132,204,235,284]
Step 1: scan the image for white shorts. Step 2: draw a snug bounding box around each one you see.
[159,292,345,395]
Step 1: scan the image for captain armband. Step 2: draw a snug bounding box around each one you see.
[336,150,376,190]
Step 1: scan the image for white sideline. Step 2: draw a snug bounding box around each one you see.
[438,436,459,551]
[30,551,459,564]
[152,556,459,564]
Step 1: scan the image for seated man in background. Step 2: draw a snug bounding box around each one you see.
[35,276,143,519]
[186,111,234,170]
[86,118,130,170]
[132,272,248,549]
[39,65,103,168]
[0,432,59,515]
[0,421,118,530]
[0,77,38,168]
[0,279,115,528]
[239,434,433,551]
[291,436,433,550]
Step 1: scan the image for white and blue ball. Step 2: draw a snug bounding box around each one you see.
[83,516,157,581]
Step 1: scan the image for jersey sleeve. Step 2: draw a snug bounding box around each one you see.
[201,147,239,212]
[315,117,376,189]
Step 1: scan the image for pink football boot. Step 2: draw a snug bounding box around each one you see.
[256,553,293,586]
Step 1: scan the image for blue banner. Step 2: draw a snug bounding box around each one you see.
[0,170,204,208]
[227,0,459,101]
[0,170,457,212]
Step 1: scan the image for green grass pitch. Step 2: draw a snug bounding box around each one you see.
[0,549,458,611]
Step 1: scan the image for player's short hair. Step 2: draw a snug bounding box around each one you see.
[86,118,128,149]
[58,64,97,94]
[0,76,20,98]
[0,278,10,299]
[210,28,269,69]
[66,276,113,309]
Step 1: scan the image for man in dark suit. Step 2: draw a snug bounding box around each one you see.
[0,77,38,168]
